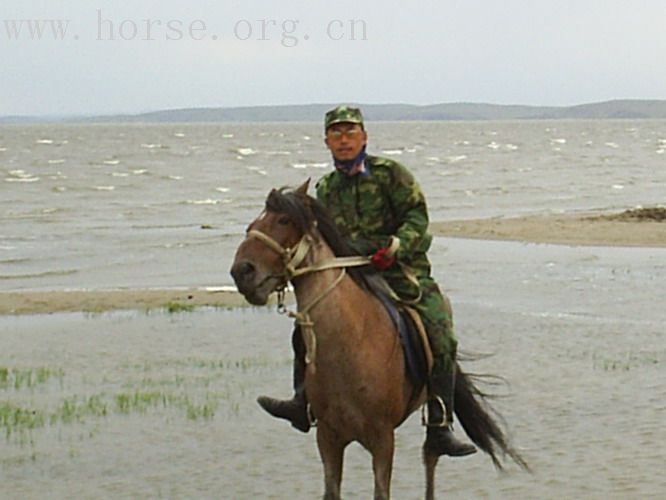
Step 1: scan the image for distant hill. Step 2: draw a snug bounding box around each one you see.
[3,99,666,123]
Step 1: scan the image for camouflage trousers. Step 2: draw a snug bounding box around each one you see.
[382,257,458,378]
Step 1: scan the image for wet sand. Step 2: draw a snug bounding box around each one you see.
[0,288,249,315]
[2,209,663,315]
[432,209,666,248]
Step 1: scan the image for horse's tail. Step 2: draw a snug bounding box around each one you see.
[454,364,530,471]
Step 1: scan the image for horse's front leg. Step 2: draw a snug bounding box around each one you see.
[423,446,440,500]
[369,429,395,500]
[316,425,345,500]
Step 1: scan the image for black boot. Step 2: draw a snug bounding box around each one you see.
[257,391,310,432]
[423,367,476,457]
[257,327,310,433]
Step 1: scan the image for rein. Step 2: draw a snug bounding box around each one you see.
[246,228,369,370]
[247,229,370,280]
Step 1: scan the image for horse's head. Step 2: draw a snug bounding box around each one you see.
[230,180,315,305]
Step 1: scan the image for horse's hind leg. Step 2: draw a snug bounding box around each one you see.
[316,426,345,500]
[423,448,439,500]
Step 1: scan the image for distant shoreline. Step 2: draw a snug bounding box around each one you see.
[2,209,663,316]
[3,99,666,123]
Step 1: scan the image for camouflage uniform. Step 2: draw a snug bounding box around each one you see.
[316,155,457,377]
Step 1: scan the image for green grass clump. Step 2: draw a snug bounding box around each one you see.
[0,367,64,390]
[114,391,217,420]
[185,399,218,420]
[115,391,173,413]
[0,403,45,439]
[593,350,662,371]
[165,302,195,313]
[50,396,109,424]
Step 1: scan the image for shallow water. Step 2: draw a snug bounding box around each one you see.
[2,120,665,291]
[2,239,665,498]
[2,119,665,497]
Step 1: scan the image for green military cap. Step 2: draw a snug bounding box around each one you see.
[324,105,364,130]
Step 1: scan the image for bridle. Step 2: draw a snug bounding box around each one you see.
[246,228,370,281]
[244,227,370,370]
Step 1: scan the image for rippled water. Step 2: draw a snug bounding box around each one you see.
[1,120,665,290]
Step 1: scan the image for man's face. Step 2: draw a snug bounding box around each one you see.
[325,123,367,161]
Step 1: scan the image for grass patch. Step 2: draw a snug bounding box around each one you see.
[164,301,195,313]
[124,356,288,373]
[50,395,109,424]
[185,400,218,420]
[0,403,45,440]
[114,390,218,420]
[115,390,173,413]
[1,359,238,446]
[592,350,663,371]
[2,390,219,444]
[0,367,64,391]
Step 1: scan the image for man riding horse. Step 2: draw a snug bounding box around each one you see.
[258,105,476,458]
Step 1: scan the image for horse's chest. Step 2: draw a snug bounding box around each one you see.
[307,359,386,428]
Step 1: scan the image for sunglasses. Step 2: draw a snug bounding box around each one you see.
[326,127,363,140]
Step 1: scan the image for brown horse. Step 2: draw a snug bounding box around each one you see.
[230,181,527,499]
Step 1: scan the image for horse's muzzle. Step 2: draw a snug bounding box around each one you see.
[230,260,277,305]
[230,260,259,298]
[230,260,256,286]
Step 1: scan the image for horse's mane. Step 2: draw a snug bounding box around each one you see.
[265,187,375,291]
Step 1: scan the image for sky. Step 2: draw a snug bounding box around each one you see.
[1,0,665,116]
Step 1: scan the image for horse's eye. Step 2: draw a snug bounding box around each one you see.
[278,216,290,225]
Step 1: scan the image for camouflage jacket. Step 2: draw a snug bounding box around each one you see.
[315,155,433,264]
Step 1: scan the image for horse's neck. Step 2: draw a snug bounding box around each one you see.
[292,238,344,310]
[292,237,409,412]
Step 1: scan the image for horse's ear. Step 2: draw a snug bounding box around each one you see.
[295,178,310,196]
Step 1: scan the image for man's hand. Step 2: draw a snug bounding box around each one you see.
[371,247,396,270]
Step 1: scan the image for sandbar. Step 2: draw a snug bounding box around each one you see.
[2,208,663,315]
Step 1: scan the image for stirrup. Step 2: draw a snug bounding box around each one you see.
[306,403,317,428]
[421,395,450,428]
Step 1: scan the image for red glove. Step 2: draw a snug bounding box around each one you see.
[371,247,397,270]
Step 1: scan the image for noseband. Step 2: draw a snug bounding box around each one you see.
[246,229,316,281]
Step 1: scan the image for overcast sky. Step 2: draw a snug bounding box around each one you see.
[2,0,665,116]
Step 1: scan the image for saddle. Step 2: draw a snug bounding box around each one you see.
[373,288,434,395]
